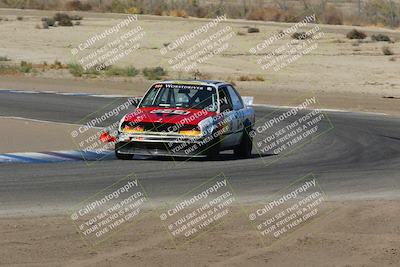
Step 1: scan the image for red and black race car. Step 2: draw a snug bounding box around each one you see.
[110,80,255,159]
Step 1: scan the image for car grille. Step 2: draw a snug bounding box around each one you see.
[122,121,196,133]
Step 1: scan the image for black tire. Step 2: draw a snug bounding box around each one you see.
[115,142,133,160]
[234,128,253,158]
[206,134,220,160]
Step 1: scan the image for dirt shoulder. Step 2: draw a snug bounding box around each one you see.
[0,200,399,267]
[0,117,82,153]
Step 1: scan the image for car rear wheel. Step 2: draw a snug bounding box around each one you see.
[115,142,133,160]
[234,128,253,158]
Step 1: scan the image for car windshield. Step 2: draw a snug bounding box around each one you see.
[140,83,218,111]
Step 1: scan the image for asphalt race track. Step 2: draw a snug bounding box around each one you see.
[0,90,399,215]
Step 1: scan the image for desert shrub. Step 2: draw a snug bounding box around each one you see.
[382,46,394,55]
[41,21,49,29]
[364,0,400,28]
[19,61,32,73]
[52,60,63,69]
[16,16,23,21]
[59,17,73,26]
[322,6,343,25]
[66,0,92,11]
[188,6,208,18]
[68,63,84,76]
[42,17,55,27]
[107,0,128,13]
[70,15,83,20]
[170,9,188,18]
[346,29,367,39]
[247,27,259,33]
[190,70,211,80]
[0,56,10,61]
[84,66,101,76]
[371,33,391,42]
[292,32,312,40]
[280,9,301,23]
[54,13,68,22]
[54,13,73,26]
[247,7,283,21]
[143,67,167,80]
[0,63,19,74]
[106,66,139,77]
[246,6,301,23]
[127,7,141,14]
[238,75,265,81]
[237,31,246,36]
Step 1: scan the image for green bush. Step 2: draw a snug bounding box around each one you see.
[68,63,103,77]
[106,66,139,77]
[143,67,167,80]
[19,61,32,73]
[68,63,84,77]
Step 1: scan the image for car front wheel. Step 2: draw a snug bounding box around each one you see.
[234,128,253,158]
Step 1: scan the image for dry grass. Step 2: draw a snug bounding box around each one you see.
[169,9,188,18]
[0,0,398,27]
[238,75,265,82]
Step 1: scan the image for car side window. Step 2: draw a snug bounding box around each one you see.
[227,85,244,110]
[218,86,233,112]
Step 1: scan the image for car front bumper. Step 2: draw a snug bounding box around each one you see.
[116,132,213,157]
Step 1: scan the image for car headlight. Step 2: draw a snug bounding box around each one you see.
[179,129,201,136]
[122,125,144,133]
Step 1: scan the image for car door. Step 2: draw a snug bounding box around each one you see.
[226,85,246,145]
[218,86,239,148]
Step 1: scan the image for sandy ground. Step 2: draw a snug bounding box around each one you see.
[0,9,399,115]
[0,200,399,267]
[0,117,96,153]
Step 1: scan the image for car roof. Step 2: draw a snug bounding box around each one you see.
[159,80,228,87]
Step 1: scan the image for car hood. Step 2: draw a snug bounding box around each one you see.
[124,107,216,125]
